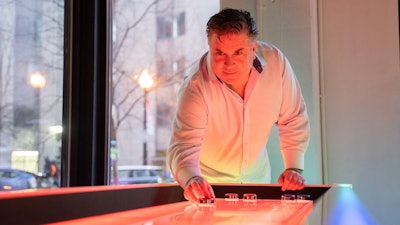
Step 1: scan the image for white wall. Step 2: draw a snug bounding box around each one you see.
[319,0,400,224]
[221,0,400,224]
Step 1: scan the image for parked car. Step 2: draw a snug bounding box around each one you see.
[0,168,39,191]
[115,165,166,185]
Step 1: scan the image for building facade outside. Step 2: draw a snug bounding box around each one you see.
[110,0,219,178]
[0,0,63,186]
[0,0,219,187]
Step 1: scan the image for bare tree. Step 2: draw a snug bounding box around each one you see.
[110,0,182,141]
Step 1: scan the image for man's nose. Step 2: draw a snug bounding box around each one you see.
[224,56,234,66]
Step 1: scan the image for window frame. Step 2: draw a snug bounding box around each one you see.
[62,0,111,186]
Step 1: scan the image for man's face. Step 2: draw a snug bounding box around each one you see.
[208,31,257,85]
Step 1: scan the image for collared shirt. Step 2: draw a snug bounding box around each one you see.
[167,41,310,188]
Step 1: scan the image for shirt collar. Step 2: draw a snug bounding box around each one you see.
[203,52,265,83]
[253,55,264,73]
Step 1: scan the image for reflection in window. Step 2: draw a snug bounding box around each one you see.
[0,0,64,190]
[110,0,219,184]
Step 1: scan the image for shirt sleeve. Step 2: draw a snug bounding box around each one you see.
[275,51,310,170]
[167,77,207,188]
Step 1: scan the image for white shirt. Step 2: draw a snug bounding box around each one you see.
[167,41,310,188]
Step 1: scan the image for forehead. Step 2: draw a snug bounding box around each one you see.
[208,31,253,50]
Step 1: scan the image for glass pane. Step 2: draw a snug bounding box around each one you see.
[110,0,219,185]
[0,0,64,190]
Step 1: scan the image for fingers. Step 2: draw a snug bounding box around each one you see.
[184,185,201,202]
[279,170,306,191]
[199,179,215,199]
[184,176,215,203]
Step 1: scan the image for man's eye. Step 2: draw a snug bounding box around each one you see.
[235,51,243,55]
[216,51,224,56]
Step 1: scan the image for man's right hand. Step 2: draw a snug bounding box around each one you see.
[184,176,215,203]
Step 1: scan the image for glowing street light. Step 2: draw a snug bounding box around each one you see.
[138,69,154,90]
[30,71,46,89]
[138,70,154,165]
[29,71,46,152]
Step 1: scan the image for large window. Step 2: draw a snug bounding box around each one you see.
[110,0,219,185]
[0,0,64,190]
[0,0,220,190]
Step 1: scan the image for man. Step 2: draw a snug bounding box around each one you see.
[167,8,310,203]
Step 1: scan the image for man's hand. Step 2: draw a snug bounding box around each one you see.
[278,169,306,191]
[184,176,215,203]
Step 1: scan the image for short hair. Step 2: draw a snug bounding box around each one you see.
[206,8,258,40]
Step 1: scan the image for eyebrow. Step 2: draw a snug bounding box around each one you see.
[213,47,245,53]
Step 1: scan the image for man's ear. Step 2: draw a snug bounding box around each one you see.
[253,41,258,52]
[252,41,258,58]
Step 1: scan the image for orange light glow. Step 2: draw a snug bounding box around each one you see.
[48,198,313,225]
[29,72,46,89]
[2,186,12,190]
[137,69,154,90]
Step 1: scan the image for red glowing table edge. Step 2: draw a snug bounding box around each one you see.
[0,183,177,199]
[0,183,332,199]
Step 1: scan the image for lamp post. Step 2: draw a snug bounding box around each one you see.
[29,71,46,152]
[138,70,154,165]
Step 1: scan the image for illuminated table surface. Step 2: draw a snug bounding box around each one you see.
[0,183,377,225]
[49,198,313,225]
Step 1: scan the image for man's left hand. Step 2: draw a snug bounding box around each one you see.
[278,169,305,191]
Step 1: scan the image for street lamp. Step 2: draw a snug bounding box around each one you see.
[138,70,154,165]
[29,71,46,153]
[30,72,46,89]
